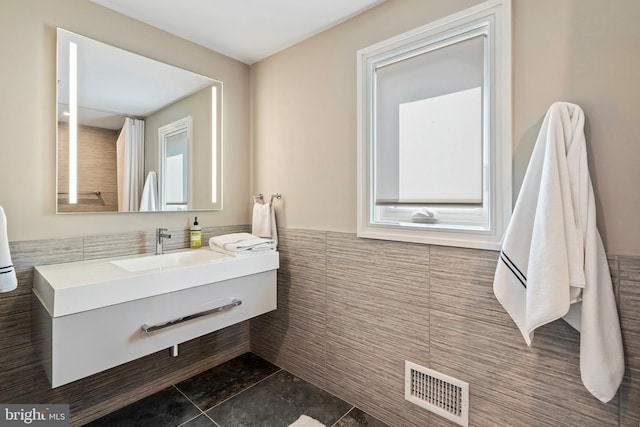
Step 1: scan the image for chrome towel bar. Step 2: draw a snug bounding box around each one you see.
[253,193,282,207]
[141,299,242,334]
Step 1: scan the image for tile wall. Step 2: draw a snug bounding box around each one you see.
[2,225,637,426]
[0,224,249,426]
[57,124,120,213]
[251,229,640,427]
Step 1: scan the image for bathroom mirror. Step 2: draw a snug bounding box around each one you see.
[357,0,512,250]
[56,28,222,213]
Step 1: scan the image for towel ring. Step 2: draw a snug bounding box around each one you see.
[253,193,282,207]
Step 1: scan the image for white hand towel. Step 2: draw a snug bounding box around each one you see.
[209,233,276,252]
[252,202,271,237]
[139,171,158,211]
[0,206,17,293]
[252,202,278,245]
[493,102,623,403]
[209,244,275,257]
[269,203,278,246]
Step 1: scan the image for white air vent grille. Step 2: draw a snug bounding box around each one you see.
[404,361,469,427]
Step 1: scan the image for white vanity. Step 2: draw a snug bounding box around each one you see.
[32,249,278,388]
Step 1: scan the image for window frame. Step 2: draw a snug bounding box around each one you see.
[158,116,192,211]
[356,0,512,250]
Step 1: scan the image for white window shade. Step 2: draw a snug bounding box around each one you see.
[165,131,188,204]
[397,87,483,204]
[374,35,485,206]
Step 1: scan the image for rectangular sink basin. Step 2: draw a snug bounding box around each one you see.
[34,248,279,317]
[111,249,228,272]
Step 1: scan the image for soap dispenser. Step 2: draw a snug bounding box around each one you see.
[190,217,202,248]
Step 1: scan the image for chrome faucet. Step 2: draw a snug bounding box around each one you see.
[156,228,171,255]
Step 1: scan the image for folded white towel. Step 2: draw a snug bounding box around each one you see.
[0,206,17,293]
[209,233,276,252]
[288,415,326,427]
[493,102,624,402]
[139,171,158,211]
[252,202,278,245]
[209,244,275,257]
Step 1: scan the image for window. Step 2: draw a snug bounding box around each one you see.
[164,130,188,208]
[159,117,192,211]
[357,0,512,250]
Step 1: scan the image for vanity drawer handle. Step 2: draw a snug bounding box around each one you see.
[141,299,242,334]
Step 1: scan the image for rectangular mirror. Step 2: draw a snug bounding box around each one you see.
[56,28,222,213]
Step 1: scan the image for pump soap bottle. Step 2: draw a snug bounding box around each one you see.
[190,217,202,248]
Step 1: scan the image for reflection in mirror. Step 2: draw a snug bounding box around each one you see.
[158,117,191,211]
[56,28,222,213]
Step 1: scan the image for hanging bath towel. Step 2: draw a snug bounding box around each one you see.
[0,206,17,293]
[493,102,623,402]
[139,171,158,211]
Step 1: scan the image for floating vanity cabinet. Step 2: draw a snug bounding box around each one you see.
[32,249,278,388]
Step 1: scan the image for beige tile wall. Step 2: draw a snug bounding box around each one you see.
[0,225,250,426]
[619,256,640,426]
[3,226,637,426]
[57,123,119,213]
[251,229,640,427]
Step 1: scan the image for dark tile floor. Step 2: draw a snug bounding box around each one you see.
[85,353,390,427]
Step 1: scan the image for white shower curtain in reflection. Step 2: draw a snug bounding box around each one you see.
[116,118,145,212]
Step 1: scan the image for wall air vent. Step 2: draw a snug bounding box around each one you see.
[404,361,469,427]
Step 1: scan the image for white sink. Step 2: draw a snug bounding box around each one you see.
[34,248,279,317]
[111,249,225,272]
[32,247,279,388]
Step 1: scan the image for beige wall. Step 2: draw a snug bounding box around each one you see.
[0,0,250,241]
[251,0,640,256]
[2,0,638,255]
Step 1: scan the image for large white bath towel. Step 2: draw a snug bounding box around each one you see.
[139,171,158,211]
[493,102,623,402]
[0,206,17,293]
[252,201,278,245]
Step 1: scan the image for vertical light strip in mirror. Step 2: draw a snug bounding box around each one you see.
[68,41,78,204]
[211,85,217,204]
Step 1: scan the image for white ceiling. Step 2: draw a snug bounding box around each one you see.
[89,0,386,64]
